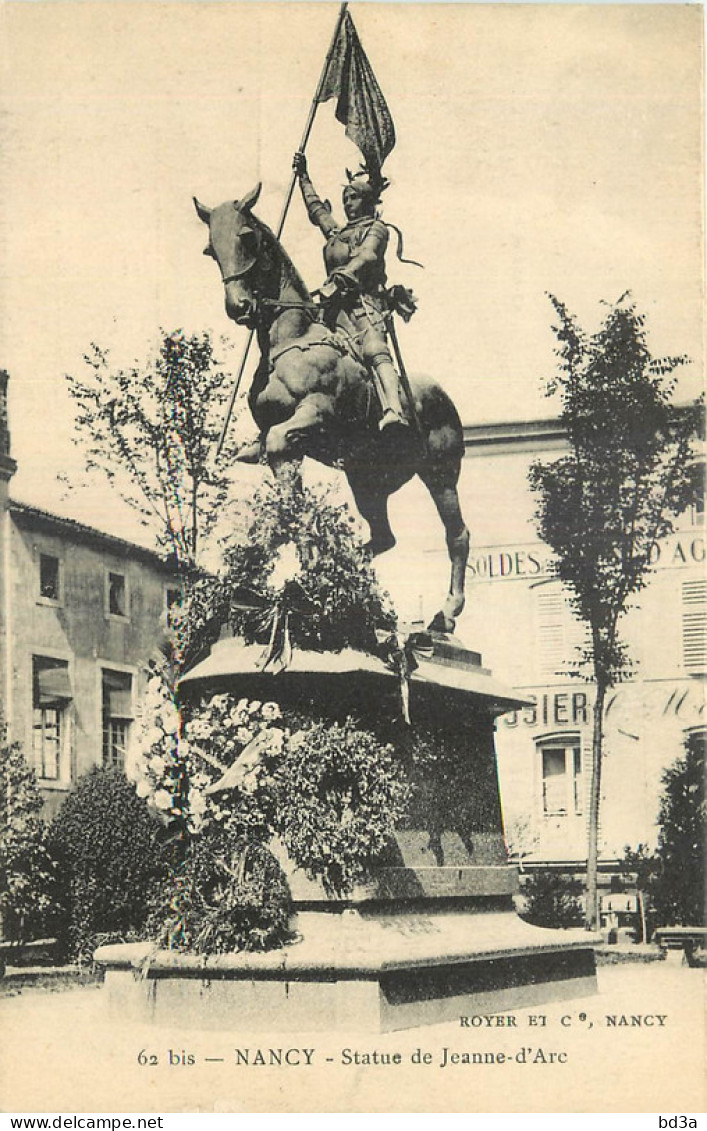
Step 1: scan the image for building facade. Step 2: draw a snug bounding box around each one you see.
[0,373,180,818]
[449,417,705,873]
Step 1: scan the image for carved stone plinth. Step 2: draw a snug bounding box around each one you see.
[96,635,599,1032]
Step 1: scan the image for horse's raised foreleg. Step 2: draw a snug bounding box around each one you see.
[345,467,396,556]
[420,472,470,634]
[264,395,332,469]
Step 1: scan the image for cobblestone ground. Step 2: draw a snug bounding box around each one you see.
[1,962,704,1113]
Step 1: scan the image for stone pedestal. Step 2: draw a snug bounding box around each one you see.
[96,635,599,1032]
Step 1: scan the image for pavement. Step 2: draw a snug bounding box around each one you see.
[0,960,704,1113]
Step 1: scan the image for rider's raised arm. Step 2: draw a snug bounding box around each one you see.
[293,152,337,236]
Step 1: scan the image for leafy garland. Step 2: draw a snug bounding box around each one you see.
[220,468,397,655]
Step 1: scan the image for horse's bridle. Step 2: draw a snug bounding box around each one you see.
[220,224,318,321]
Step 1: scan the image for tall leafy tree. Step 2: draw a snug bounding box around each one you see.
[529,294,701,929]
[66,330,238,571]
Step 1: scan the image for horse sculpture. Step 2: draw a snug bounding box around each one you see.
[194,183,470,633]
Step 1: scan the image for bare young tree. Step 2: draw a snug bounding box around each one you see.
[529,294,701,929]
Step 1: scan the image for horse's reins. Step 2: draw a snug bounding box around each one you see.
[260,297,319,311]
[220,260,319,317]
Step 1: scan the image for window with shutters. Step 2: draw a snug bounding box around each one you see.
[682,580,706,673]
[101,668,133,768]
[535,587,586,680]
[538,735,583,816]
[32,656,72,780]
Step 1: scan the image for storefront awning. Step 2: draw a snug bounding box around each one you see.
[36,663,72,707]
[102,670,133,718]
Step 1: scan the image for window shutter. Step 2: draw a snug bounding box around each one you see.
[535,588,586,679]
[682,580,706,672]
[102,669,133,718]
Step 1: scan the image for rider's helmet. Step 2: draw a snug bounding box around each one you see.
[343,165,389,207]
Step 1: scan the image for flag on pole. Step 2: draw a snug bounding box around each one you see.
[317,10,395,172]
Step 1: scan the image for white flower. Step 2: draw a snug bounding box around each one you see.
[187,718,210,740]
[236,726,254,745]
[148,755,167,776]
[190,789,207,814]
[261,702,281,720]
[136,779,153,799]
[247,700,262,715]
[143,725,164,749]
[235,698,249,713]
[267,727,285,752]
[268,542,302,590]
[153,789,173,811]
[125,754,146,784]
[160,704,181,735]
[239,768,261,794]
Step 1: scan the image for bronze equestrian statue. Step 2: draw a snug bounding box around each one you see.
[194,181,470,633]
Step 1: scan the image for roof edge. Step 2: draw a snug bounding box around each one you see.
[8,498,178,571]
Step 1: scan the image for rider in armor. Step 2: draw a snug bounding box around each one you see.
[293,151,409,433]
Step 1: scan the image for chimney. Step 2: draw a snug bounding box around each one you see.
[0,370,17,483]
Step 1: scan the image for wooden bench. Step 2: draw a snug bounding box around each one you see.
[653,926,707,966]
[0,937,58,976]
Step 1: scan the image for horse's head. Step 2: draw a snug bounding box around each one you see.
[194,183,265,327]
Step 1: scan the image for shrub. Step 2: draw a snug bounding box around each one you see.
[0,723,57,943]
[519,870,584,929]
[48,766,165,962]
[652,732,705,927]
[617,844,661,942]
[616,739,705,937]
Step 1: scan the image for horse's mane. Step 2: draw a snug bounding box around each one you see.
[249,212,312,303]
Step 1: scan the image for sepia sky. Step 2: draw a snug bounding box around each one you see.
[1,1,703,538]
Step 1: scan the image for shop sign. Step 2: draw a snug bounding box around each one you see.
[503,691,590,729]
[468,532,704,584]
[501,683,705,731]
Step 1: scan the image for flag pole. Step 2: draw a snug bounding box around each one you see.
[217,2,349,457]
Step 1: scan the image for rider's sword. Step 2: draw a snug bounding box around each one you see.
[385,314,427,456]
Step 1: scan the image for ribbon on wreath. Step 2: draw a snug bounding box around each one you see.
[375,626,435,725]
[228,582,313,676]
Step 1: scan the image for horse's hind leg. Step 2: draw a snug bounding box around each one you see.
[346,467,396,556]
[420,469,470,634]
